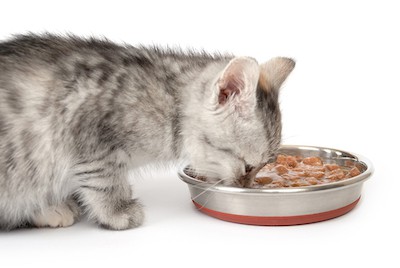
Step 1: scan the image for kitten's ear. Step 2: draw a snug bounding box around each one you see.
[217,57,259,105]
[259,57,295,91]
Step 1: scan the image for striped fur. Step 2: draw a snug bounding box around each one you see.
[0,34,294,230]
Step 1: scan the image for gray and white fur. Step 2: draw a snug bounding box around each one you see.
[0,34,295,230]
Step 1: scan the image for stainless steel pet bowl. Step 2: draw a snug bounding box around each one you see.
[178,145,373,225]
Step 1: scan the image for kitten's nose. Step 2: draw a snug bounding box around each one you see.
[238,164,264,188]
[245,164,255,173]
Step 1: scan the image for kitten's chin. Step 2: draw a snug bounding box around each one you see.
[188,162,240,186]
[207,177,234,186]
[190,169,235,186]
[205,170,256,188]
[203,171,237,186]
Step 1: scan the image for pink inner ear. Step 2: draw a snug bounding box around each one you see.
[218,77,241,105]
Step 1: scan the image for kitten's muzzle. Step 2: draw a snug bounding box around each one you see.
[235,164,265,188]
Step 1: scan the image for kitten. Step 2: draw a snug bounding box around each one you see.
[0,34,294,230]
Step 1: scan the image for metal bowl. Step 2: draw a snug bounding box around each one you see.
[178,145,373,225]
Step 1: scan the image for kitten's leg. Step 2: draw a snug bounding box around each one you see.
[31,199,81,228]
[77,165,144,230]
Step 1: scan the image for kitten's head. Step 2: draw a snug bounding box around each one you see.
[185,56,295,186]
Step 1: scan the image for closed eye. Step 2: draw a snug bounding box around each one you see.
[202,135,241,159]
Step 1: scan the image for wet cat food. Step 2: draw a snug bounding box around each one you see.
[253,154,362,188]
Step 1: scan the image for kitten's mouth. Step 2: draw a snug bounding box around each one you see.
[235,165,265,188]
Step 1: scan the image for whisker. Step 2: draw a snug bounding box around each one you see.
[181,167,241,211]
[193,191,216,211]
[191,177,238,210]
[190,178,226,201]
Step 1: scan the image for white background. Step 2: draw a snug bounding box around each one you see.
[1,0,399,267]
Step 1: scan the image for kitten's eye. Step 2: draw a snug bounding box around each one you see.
[245,164,254,173]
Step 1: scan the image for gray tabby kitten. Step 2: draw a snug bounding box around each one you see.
[0,34,294,230]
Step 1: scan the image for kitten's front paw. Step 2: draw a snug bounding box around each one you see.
[32,201,80,228]
[99,199,144,230]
